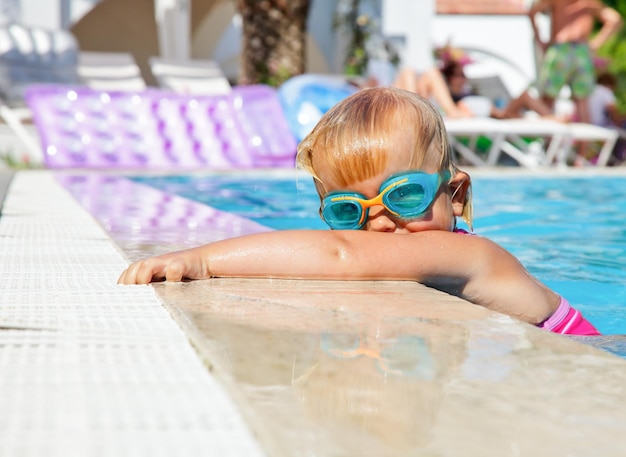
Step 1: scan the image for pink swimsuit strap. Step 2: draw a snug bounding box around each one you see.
[538,296,600,336]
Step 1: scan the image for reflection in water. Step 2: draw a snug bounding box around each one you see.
[320,333,436,379]
[189,306,471,454]
[461,319,533,382]
[290,326,451,452]
[151,279,499,455]
[139,274,626,457]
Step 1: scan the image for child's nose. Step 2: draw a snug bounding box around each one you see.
[366,206,397,232]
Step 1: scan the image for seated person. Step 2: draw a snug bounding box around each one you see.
[440,61,563,120]
[588,71,626,164]
[393,62,562,120]
[392,66,471,119]
[588,72,626,128]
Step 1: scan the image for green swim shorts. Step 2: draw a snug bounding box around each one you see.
[537,42,595,99]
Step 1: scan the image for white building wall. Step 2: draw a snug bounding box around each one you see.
[20,0,61,28]
[382,0,434,73]
[18,0,99,29]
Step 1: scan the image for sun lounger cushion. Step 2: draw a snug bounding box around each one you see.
[24,84,298,169]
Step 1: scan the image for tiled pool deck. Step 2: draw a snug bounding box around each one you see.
[2,169,626,457]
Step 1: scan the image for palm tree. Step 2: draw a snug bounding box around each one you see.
[236,0,310,86]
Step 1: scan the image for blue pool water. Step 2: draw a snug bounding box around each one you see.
[132,173,626,335]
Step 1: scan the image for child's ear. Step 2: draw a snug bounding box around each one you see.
[448,170,471,218]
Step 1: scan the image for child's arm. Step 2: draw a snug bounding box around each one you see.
[118,229,559,325]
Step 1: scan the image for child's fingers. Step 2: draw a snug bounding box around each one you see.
[117,260,163,284]
[164,259,186,282]
[118,256,191,284]
[136,261,164,284]
[117,262,143,284]
[117,269,130,284]
[117,264,141,284]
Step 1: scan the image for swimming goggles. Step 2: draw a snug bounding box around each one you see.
[321,169,451,230]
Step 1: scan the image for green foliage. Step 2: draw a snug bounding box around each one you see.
[333,0,400,77]
[255,61,293,87]
[596,0,626,109]
[0,151,40,169]
[334,0,371,76]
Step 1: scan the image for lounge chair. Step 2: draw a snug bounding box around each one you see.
[77,51,147,91]
[464,74,619,166]
[148,57,232,95]
[444,116,558,167]
[557,122,620,166]
[446,116,620,167]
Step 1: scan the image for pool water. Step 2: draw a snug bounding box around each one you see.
[132,173,626,336]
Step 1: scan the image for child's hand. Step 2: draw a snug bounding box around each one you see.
[117,249,210,285]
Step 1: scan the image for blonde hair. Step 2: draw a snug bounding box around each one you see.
[296,86,473,227]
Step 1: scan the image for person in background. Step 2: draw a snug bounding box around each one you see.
[440,60,563,120]
[392,66,471,119]
[118,86,600,336]
[588,71,626,163]
[528,0,622,123]
[589,72,626,128]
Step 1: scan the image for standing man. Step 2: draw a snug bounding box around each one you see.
[529,0,622,123]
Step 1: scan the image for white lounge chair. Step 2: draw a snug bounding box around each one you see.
[149,57,232,95]
[445,117,565,168]
[446,117,620,167]
[77,51,147,91]
[496,118,570,166]
[445,73,556,166]
[496,119,620,166]
[558,122,620,166]
[445,118,503,166]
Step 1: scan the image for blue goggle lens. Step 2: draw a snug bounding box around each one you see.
[321,195,363,230]
[385,183,429,213]
[321,170,449,230]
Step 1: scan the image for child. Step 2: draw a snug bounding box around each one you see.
[589,72,626,128]
[118,87,599,336]
[588,71,626,164]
